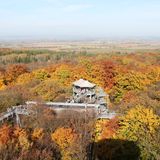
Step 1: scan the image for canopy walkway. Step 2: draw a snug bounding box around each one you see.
[0,101,116,125]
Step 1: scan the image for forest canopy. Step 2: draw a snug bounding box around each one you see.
[0,49,159,160]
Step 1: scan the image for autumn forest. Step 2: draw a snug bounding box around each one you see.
[0,47,159,160]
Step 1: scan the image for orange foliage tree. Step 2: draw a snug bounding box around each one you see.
[95,118,119,141]
[99,60,116,90]
[0,125,12,147]
[5,64,28,84]
[0,68,6,90]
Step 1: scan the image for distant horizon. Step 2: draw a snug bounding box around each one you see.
[1,35,160,42]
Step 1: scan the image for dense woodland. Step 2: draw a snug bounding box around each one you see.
[0,48,159,160]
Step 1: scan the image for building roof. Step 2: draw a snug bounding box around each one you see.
[73,79,96,88]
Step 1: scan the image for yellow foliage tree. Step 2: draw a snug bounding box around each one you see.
[112,71,151,103]
[76,60,109,88]
[16,73,33,85]
[32,79,70,101]
[33,69,50,81]
[72,65,89,81]
[117,105,160,159]
[147,66,160,83]
[51,127,77,160]
[13,127,31,151]
[32,128,44,140]
[51,64,74,86]
[0,78,6,90]
[117,105,160,141]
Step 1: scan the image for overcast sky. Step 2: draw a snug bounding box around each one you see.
[0,0,160,40]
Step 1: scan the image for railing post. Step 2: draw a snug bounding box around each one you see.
[15,109,21,127]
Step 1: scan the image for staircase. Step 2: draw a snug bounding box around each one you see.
[0,105,30,124]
